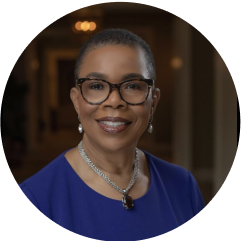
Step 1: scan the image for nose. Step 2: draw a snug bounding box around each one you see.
[103,88,126,108]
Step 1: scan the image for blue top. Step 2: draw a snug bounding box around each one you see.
[19,150,204,241]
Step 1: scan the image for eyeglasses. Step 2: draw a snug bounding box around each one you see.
[76,78,154,105]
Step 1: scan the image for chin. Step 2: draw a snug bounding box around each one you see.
[95,137,137,153]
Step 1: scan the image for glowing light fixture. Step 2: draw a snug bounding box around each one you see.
[81,21,90,31]
[171,57,183,69]
[74,21,97,32]
[75,21,82,31]
[89,22,96,31]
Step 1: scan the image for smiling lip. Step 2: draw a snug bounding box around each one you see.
[96,117,132,134]
[96,117,131,122]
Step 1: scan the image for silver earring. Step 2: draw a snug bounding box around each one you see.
[78,124,83,133]
[148,114,153,133]
[78,116,83,133]
[148,123,153,133]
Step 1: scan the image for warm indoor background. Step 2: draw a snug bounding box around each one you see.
[1,3,238,205]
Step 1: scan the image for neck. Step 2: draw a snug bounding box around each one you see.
[81,135,137,176]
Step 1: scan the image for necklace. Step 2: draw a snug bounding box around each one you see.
[77,141,139,209]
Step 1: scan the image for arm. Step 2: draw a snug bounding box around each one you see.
[185,173,224,240]
[18,184,45,239]
[188,172,205,215]
[18,184,41,222]
[18,184,75,240]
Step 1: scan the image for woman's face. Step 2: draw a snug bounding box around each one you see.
[71,45,160,151]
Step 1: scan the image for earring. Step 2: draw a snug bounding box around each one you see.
[78,116,83,133]
[148,116,153,133]
[78,124,83,133]
[148,122,153,133]
[148,108,153,133]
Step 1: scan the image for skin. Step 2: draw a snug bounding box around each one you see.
[65,45,160,200]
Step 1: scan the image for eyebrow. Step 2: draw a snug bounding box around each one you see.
[85,72,145,81]
[121,73,145,80]
[85,72,108,79]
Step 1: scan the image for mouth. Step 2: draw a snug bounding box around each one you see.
[96,117,132,134]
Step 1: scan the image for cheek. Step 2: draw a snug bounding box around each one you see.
[132,105,151,129]
[137,97,153,126]
[78,99,98,122]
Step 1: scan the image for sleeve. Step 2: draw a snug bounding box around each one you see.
[18,184,69,240]
[188,172,205,215]
[18,184,41,231]
[186,172,225,240]
[159,171,224,240]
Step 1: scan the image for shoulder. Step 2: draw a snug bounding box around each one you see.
[144,151,205,213]
[144,151,190,181]
[143,150,200,198]
[19,149,72,202]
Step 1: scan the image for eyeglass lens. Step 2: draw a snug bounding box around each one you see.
[82,79,149,104]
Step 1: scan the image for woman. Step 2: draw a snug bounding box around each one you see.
[20,29,204,240]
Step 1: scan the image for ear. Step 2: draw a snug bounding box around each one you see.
[151,88,161,115]
[70,87,81,116]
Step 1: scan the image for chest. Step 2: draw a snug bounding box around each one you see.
[44,176,193,241]
[51,190,181,241]
[66,147,151,201]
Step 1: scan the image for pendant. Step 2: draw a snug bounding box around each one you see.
[122,192,134,209]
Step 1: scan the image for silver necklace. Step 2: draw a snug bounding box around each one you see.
[78,141,139,209]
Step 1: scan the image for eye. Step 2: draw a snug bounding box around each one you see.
[124,82,142,90]
[89,82,105,90]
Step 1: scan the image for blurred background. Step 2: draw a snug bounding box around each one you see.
[1,3,238,205]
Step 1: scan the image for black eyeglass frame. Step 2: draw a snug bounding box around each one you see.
[76,78,154,105]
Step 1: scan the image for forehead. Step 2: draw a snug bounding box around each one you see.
[78,45,149,79]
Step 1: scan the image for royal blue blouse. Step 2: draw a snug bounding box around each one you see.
[19,150,204,241]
